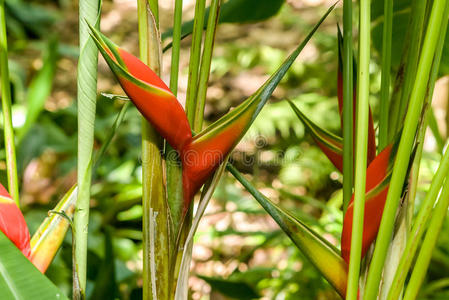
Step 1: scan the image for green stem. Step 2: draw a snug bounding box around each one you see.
[387,142,449,300]
[403,175,449,299]
[193,0,221,132]
[73,0,101,297]
[185,0,206,124]
[138,1,170,299]
[0,0,19,206]
[166,0,184,254]
[364,1,448,298]
[342,0,353,213]
[405,0,449,236]
[346,0,370,298]
[169,0,183,95]
[378,0,393,151]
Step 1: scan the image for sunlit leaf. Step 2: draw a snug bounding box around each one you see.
[30,185,77,273]
[18,37,58,143]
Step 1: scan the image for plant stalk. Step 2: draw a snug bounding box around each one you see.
[73,0,101,298]
[0,0,19,206]
[387,141,449,300]
[185,0,206,124]
[193,0,221,132]
[166,0,184,250]
[378,0,393,151]
[364,0,448,298]
[388,0,427,140]
[342,0,354,213]
[346,0,371,297]
[403,175,449,299]
[138,1,170,299]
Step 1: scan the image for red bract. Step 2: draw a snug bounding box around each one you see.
[288,100,344,173]
[181,106,255,207]
[116,49,193,152]
[341,144,394,263]
[89,23,293,208]
[0,184,31,257]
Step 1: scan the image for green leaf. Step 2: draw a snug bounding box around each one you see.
[18,37,58,143]
[371,0,449,76]
[74,0,102,296]
[182,3,337,203]
[0,230,68,300]
[162,0,285,40]
[227,164,348,297]
[30,185,77,273]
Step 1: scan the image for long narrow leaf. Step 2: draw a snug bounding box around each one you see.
[182,4,336,207]
[227,164,348,297]
[74,0,101,296]
[18,37,58,143]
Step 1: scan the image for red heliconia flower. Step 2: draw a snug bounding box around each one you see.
[89,23,301,209]
[181,100,258,208]
[114,49,193,152]
[0,184,31,257]
[341,144,394,263]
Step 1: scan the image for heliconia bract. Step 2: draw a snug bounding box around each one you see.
[288,100,344,172]
[88,22,307,209]
[341,144,395,263]
[88,24,192,153]
[0,184,31,257]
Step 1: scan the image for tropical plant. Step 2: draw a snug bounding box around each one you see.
[1,0,449,299]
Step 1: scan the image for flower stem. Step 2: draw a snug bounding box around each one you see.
[193,0,221,132]
[73,0,101,297]
[364,0,449,298]
[0,0,19,206]
[342,0,354,213]
[378,0,393,151]
[138,1,170,299]
[185,0,206,124]
[346,0,371,298]
[403,173,449,299]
